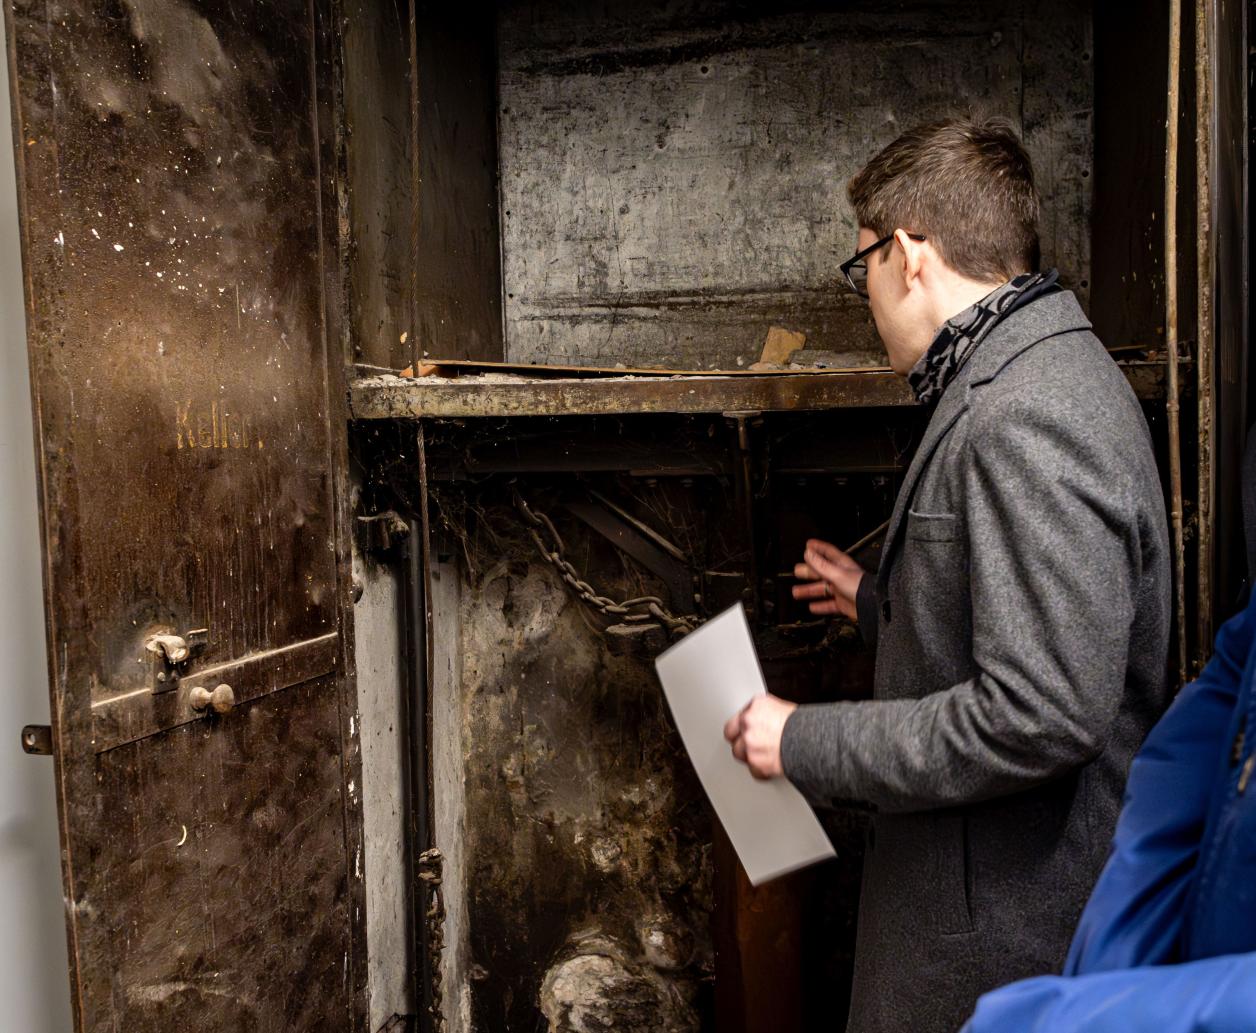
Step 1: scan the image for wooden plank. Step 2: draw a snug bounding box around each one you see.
[756,327,807,367]
[391,357,890,378]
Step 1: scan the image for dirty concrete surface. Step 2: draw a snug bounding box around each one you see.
[498,0,1093,370]
[448,501,716,1031]
[390,407,904,1033]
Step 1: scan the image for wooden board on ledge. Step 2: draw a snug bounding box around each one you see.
[350,368,914,418]
[396,358,886,378]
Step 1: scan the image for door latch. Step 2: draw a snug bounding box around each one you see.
[145,628,208,693]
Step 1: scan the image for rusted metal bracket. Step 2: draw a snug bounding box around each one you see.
[358,510,412,557]
[563,495,695,612]
[21,725,53,756]
[145,628,208,694]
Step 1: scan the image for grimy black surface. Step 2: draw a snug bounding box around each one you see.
[6,1,366,1028]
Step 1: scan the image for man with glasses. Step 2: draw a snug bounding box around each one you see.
[724,118,1171,1033]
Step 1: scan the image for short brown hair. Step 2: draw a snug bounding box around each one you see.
[847,117,1040,282]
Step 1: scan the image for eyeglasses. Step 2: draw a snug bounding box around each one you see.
[840,232,927,298]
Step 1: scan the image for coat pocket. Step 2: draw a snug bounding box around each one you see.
[906,509,959,542]
[934,811,975,935]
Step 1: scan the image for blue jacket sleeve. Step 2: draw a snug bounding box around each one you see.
[962,951,1256,1033]
[1064,597,1256,975]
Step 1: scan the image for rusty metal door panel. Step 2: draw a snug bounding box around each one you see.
[91,676,352,1028]
[4,0,365,1029]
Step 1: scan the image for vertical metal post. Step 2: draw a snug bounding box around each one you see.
[402,515,433,1032]
[1165,0,1188,687]
[1194,0,1216,671]
[408,0,422,372]
[725,412,761,622]
[405,423,440,1032]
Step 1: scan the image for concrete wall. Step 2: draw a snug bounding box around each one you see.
[431,557,471,1033]
[434,492,716,1033]
[0,9,75,1031]
[498,0,1093,369]
[351,534,415,1030]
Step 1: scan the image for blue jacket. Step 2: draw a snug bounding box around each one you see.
[963,593,1256,1032]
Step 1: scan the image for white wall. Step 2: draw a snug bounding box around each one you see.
[351,540,414,1030]
[0,11,75,1032]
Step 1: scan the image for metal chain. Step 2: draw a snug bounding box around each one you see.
[417,847,446,1033]
[514,490,699,637]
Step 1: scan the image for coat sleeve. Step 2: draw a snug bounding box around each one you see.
[854,571,879,651]
[961,951,1256,1033]
[781,388,1158,812]
[1063,598,1254,974]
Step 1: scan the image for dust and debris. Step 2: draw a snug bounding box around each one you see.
[635,913,692,972]
[540,934,696,1033]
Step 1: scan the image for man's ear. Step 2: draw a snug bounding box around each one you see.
[893,228,926,288]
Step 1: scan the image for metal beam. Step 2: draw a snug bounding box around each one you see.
[350,360,1171,421]
[350,370,912,419]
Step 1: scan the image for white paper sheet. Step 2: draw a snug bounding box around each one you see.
[654,603,836,885]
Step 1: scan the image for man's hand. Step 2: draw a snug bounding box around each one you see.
[792,538,865,621]
[723,694,798,779]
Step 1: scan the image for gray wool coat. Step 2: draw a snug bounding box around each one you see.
[780,290,1171,1033]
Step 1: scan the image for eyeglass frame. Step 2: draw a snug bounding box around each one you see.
[840,231,927,298]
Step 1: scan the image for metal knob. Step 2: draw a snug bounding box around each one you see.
[190,683,236,715]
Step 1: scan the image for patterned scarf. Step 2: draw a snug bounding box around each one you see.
[908,269,1060,406]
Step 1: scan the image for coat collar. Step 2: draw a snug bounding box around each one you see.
[875,291,1093,599]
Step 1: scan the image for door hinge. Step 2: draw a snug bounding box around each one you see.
[21,724,52,756]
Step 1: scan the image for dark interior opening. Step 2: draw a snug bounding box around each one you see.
[343,3,1184,1030]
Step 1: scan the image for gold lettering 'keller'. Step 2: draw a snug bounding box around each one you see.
[175,401,265,450]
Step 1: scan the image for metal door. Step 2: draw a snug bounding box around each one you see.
[4,1,366,1029]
